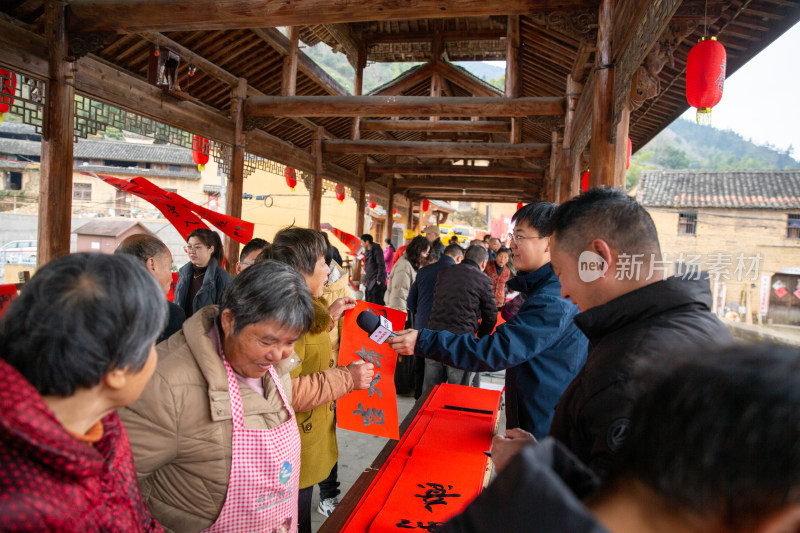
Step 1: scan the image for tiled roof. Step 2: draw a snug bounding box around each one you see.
[77,164,200,180]
[0,135,194,164]
[72,220,152,237]
[637,170,800,209]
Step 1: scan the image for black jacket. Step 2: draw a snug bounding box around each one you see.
[363,245,386,289]
[158,301,186,344]
[549,275,734,477]
[173,257,232,317]
[407,254,456,330]
[441,438,607,533]
[428,259,497,337]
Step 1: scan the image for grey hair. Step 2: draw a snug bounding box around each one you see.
[0,253,167,397]
[465,244,488,264]
[219,259,313,335]
[115,233,169,265]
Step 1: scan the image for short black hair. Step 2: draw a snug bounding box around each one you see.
[405,235,431,270]
[482,234,491,242]
[546,187,660,257]
[188,228,225,265]
[115,233,169,265]
[220,260,313,336]
[606,343,800,531]
[512,201,557,236]
[361,234,374,244]
[496,247,511,258]
[0,253,166,397]
[240,238,268,262]
[464,244,488,264]
[444,243,464,259]
[262,227,327,275]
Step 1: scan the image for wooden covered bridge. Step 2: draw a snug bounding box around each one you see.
[1,0,798,273]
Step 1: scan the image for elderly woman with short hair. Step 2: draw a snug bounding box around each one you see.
[121,260,316,532]
[0,253,165,531]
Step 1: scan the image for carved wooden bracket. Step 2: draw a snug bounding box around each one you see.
[68,32,117,60]
[243,116,274,131]
[529,9,598,42]
[528,116,565,131]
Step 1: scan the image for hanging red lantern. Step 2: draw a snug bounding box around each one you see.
[686,36,726,124]
[369,196,377,210]
[284,167,297,191]
[0,69,17,124]
[626,138,632,170]
[516,202,523,211]
[581,171,589,192]
[393,208,398,217]
[422,199,430,213]
[335,184,345,203]
[191,135,209,171]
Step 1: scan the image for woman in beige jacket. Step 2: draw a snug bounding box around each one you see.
[385,235,431,312]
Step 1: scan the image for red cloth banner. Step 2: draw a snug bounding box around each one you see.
[87,173,254,244]
[337,301,406,440]
[0,284,17,318]
[320,223,362,255]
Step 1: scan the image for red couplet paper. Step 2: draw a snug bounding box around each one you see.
[0,284,18,318]
[337,300,406,440]
[320,223,362,255]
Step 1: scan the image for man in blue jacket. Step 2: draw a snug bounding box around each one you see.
[388,203,589,438]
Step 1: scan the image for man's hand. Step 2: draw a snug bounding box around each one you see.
[386,329,419,355]
[329,296,356,322]
[346,360,375,390]
[490,428,536,472]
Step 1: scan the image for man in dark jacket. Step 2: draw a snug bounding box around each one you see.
[360,234,386,305]
[542,187,735,477]
[407,243,464,331]
[388,203,589,438]
[423,225,445,262]
[443,344,800,533]
[423,244,497,391]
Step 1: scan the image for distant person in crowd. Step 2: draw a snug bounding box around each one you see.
[261,228,373,533]
[470,238,488,250]
[423,245,496,392]
[322,232,343,268]
[115,233,185,343]
[360,234,387,305]
[0,253,165,532]
[173,228,232,318]
[443,344,800,533]
[546,187,733,476]
[391,229,416,269]
[487,237,502,261]
[448,235,460,246]
[383,238,396,275]
[235,237,269,275]
[423,225,445,262]
[407,243,464,398]
[485,246,512,310]
[388,203,588,439]
[482,234,492,244]
[386,235,431,313]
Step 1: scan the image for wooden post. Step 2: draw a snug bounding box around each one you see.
[386,178,395,243]
[550,130,560,203]
[613,98,631,189]
[309,126,323,230]
[352,43,366,140]
[505,15,522,145]
[354,158,367,281]
[281,26,299,96]
[38,0,74,266]
[589,0,616,188]
[406,200,414,234]
[561,75,580,201]
[225,77,247,275]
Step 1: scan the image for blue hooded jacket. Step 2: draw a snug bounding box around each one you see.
[415,263,588,438]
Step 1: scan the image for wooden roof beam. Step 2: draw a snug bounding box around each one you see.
[370,62,436,96]
[361,120,510,134]
[395,178,531,190]
[323,140,549,159]
[245,96,566,118]
[66,0,596,33]
[362,29,507,44]
[368,164,542,178]
[436,61,502,98]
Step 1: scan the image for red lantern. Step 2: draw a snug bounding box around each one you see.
[284,167,297,191]
[369,196,377,210]
[191,135,209,171]
[0,69,17,124]
[422,199,430,213]
[335,184,345,203]
[393,208,398,217]
[626,137,632,170]
[516,202,523,211]
[686,37,726,124]
[581,171,589,192]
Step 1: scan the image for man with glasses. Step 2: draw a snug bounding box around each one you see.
[388,203,588,438]
[235,238,269,275]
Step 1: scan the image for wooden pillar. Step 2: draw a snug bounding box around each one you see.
[354,158,367,281]
[505,15,522,144]
[281,26,299,96]
[386,178,395,243]
[429,71,441,121]
[224,77,247,275]
[560,75,580,201]
[309,126,324,230]
[613,99,631,189]
[417,200,425,232]
[589,0,616,188]
[38,0,74,266]
[352,43,366,140]
[550,130,561,203]
[406,200,414,234]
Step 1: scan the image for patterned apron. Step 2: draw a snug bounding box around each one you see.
[204,358,301,533]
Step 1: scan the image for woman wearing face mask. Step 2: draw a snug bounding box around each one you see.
[173,228,232,318]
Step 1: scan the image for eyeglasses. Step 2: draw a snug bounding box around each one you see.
[507,233,548,245]
[184,245,208,253]
[239,261,254,266]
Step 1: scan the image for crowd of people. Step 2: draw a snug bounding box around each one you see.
[3,187,800,533]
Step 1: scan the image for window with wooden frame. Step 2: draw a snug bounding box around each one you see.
[678,212,697,235]
[786,214,800,239]
[73,182,92,201]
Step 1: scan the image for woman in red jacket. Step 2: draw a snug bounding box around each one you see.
[485,247,512,310]
[0,253,165,532]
